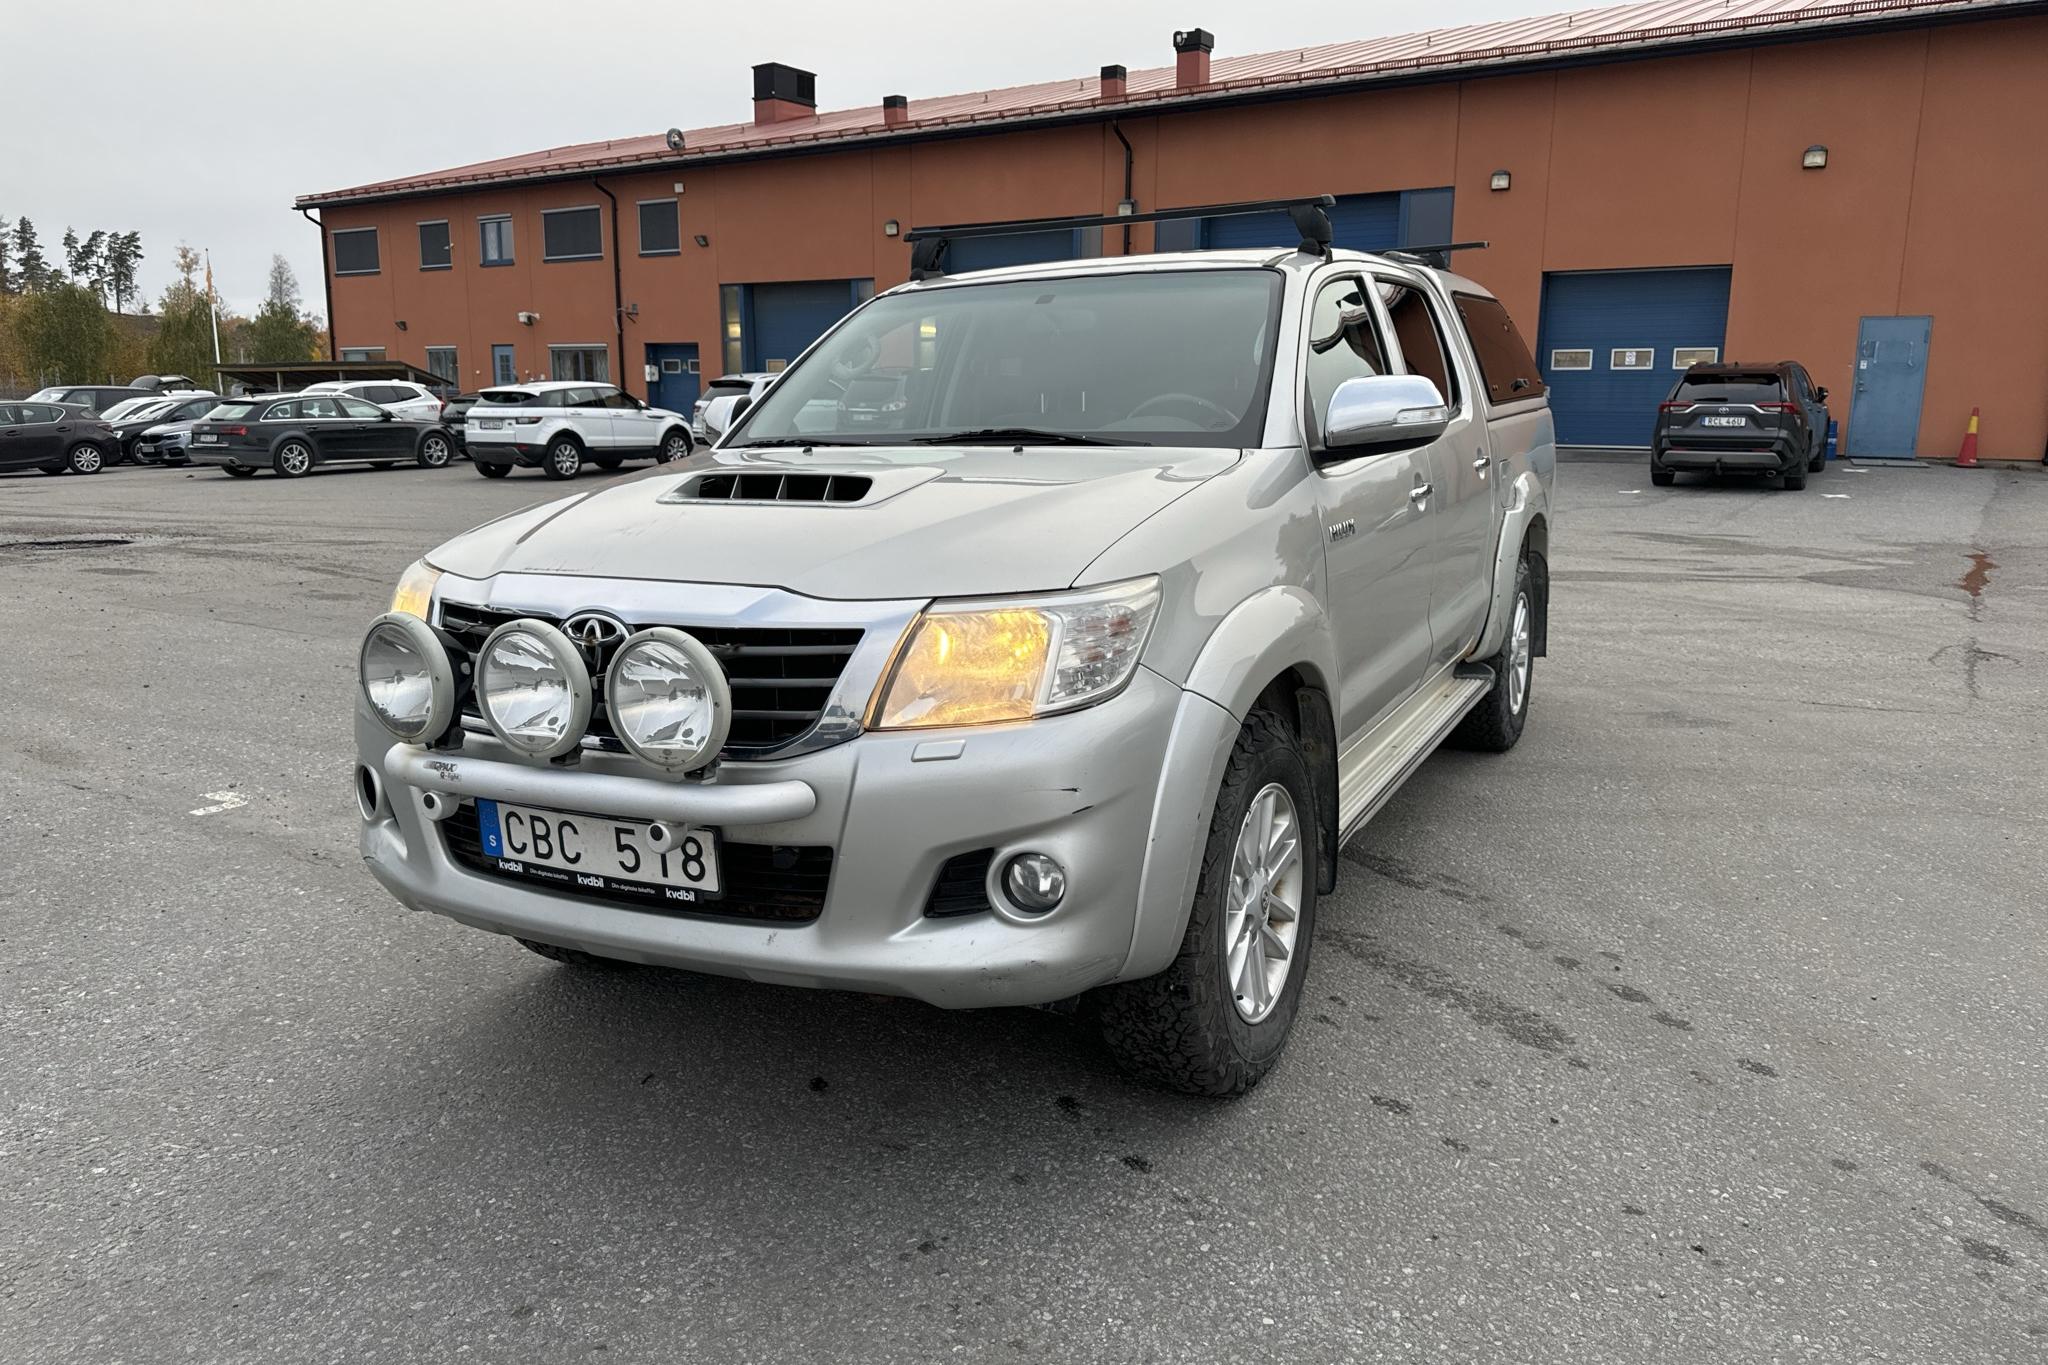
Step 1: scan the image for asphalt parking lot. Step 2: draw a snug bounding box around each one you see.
[4,454,2045,1362]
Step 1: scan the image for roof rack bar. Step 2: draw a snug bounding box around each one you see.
[906,195,1337,279]
[1379,240,1490,268]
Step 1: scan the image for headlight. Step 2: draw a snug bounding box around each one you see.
[604,628,732,773]
[389,559,442,620]
[475,620,593,759]
[359,613,459,742]
[872,576,1161,730]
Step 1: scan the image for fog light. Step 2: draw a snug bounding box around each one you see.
[1002,853,1067,915]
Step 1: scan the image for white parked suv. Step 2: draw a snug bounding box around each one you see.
[691,372,777,442]
[302,380,446,424]
[464,381,693,480]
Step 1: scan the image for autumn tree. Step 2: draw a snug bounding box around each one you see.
[12,218,49,291]
[246,255,319,362]
[15,282,115,382]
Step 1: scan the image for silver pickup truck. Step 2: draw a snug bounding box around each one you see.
[354,216,1555,1095]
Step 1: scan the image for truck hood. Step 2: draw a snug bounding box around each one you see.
[429,445,1237,599]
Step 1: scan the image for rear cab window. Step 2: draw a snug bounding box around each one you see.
[1670,373,1785,405]
[1452,293,1546,405]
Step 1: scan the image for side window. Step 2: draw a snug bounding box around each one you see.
[601,389,639,410]
[300,397,341,419]
[337,396,384,418]
[1304,275,1390,443]
[263,402,297,420]
[1452,293,1546,404]
[1379,281,1460,408]
[23,404,62,423]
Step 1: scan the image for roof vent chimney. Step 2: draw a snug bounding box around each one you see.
[1173,28,1213,88]
[882,93,909,127]
[752,62,817,125]
[1099,64,1128,102]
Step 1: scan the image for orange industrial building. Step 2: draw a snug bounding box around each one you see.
[297,0,2048,460]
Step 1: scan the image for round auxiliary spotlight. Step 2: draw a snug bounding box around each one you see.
[474,619,594,760]
[604,627,732,774]
[359,611,459,743]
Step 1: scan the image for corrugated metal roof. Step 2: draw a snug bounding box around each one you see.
[297,0,2027,205]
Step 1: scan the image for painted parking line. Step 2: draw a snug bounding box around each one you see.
[190,790,249,816]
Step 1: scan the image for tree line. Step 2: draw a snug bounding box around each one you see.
[0,215,327,391]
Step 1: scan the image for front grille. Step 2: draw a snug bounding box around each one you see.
[441,802,830,923]
[439,602,862,757]
[924,848,996,918]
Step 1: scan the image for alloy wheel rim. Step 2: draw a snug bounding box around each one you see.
[283,445,309,474]
[425,438,448,465]
[1508,591,1532,715]
[665,435,686,460]
[553,444,578,473]
[1224,782,1305,1024]
[76,448,101,472]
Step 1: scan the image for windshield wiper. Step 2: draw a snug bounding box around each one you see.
[908,427,1122,447]
[729,437,867,448]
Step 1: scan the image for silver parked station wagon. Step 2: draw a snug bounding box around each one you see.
[354,198,1556,1094]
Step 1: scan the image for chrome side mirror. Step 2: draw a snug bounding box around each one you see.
[1323,374,1450,453]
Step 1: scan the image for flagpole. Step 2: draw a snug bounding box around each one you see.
[206,251,222,374]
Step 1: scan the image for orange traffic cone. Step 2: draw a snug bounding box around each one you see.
[1957,407,1981,467]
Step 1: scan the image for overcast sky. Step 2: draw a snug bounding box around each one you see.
[1,0,1558,316]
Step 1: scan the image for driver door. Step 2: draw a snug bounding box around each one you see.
[1305,272,1438,743]
[338,395,411,456]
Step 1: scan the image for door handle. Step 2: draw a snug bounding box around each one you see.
[1409,483,1434,503]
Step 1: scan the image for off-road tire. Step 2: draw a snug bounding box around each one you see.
[67,443,105,475]
[516,938,619,967]
[1452,554,1534,753]
[1650,467,1676,487]
[541,437,583,480]
[1095,707,1319,1097]
[474,460,511,479]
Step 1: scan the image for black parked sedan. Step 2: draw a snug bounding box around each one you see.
[0,402,116,475]
[110,394,224,464]
[187,392,456,478]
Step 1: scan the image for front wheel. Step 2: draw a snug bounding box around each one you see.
[659,429,691,463]
[1096,707,1318,1097]
[416,433,453,469]
[67,443,105,475]
[541,438,582,480]
[273,441,313,478]
[1452,554,1534,753]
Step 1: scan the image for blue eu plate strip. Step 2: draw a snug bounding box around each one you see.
[477,799,504,857]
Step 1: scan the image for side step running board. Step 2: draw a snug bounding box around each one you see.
[1336,669,1495,843]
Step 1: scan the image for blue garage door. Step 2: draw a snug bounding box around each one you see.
[1537,268,1732,448]
[1200,191,1403,252]
[746,280,868,371]
[947,227,1088,274]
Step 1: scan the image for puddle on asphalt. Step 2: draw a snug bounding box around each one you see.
[1960,551,1997,598]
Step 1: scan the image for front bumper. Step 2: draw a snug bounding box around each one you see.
[356,667,1220,1008]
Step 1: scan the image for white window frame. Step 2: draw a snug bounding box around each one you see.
[424,346,459,384]
[540,205,605,263]
[548,344,610,383]
[1548,349,1593,371]
[331,227,380,276]
[637,198,681,257]
[1672,347,1721,369]
[479,215,514,267]
[1610,348,1655,371]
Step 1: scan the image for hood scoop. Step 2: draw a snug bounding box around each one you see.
[664,471,875,504]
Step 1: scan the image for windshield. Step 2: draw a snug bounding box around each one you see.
[728,269,1283,450]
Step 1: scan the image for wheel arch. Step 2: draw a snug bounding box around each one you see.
[1473,485,1550,661]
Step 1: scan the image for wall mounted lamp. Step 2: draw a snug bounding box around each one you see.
[883,219,900,237]
[1802,144,1829,170]
[1489,170,1511,192]
[693,234,711,248]
[395,319,408,331]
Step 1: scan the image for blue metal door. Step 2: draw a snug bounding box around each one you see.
[1845,316,1931,459]
[645,343,699,415]
[1536,268,1732,447]
[490,344,517,386]
[745,280,862,371]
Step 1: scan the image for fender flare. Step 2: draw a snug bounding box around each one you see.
[1123,589,1341,980]
[1472,474,1550,661]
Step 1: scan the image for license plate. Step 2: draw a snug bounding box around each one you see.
[477,418,506,430]
[198,433,221,442]
[476,799,722,899]
[1702,415,1747,427]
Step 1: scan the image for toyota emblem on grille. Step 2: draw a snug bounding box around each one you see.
[562,611,630,667]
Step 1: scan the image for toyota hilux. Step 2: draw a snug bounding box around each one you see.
[354,201,1556,1095]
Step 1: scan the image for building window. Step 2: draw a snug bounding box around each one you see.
[1549,349,1594,371]
[339,347,386,361]
[492,345,517,385]
[418,220,451,270]
[332,228,380,276]
[549,345,609,382]
[480,216,513,267]
[425,346,458,386]
[1610,348,1655,370]
[720,284,744,375]
[638,200,680,256]
[1672,347,1720,369]
[542,206,603,262]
